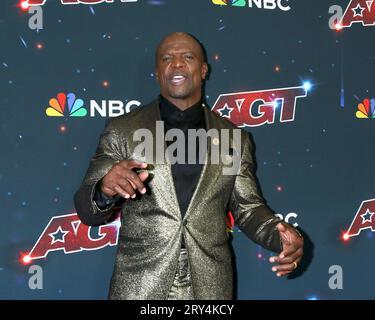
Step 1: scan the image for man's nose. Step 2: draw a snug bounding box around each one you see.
[171,56,186,69]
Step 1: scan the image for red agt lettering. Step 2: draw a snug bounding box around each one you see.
[28,0,131,5]
[26,213,120,261]
[211,86,308,127]
[339,0,375,28]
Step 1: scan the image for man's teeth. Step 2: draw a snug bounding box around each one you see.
[171,75,186,84]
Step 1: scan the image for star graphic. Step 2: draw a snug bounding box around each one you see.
[352,4,365,17]
[49,226,69,244]
[361,209,374,224]
[217,104,234,118]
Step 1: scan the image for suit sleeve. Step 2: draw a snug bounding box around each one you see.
[228,131,282,253]
[74,119,125,226]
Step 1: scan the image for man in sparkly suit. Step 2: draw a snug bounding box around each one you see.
[74,32,304,300]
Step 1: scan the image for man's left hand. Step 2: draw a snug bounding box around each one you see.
[269,222,304,277]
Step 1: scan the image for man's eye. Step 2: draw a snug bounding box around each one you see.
[185,55,194,60]
[162,56,171,62]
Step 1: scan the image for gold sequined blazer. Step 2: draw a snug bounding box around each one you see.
[74,99,282,300]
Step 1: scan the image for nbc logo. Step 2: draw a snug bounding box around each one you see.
[356,98,375,118]
[46,92,87,117]
[211,0,291,11]
[212,0,246,6]
[44,92,141,118]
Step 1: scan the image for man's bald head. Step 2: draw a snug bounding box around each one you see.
[155,32,206,66]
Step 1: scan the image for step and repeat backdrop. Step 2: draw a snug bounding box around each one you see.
[0,0,374,299]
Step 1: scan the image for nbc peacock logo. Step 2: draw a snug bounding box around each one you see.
[211,0,291,11]
[212,0,246,6]
[45,92,87,117]
[356,98,375,119]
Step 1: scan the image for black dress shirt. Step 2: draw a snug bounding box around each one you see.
[159,95,205,218]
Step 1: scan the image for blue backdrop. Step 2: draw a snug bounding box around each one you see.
[1,0,374,300]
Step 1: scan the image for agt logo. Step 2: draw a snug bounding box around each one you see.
[24,0,137,6]
[355,98,375,118]
[212,0,291,11]
[45,92,141,118]
[344,199,375,240]
[211,83,310,127]
[22,213,120,263]
[329,0,375,30]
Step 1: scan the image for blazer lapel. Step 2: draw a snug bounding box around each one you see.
[130,100,181,220]
[183,105,223,222]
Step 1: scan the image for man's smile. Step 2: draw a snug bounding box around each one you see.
[169,73,188,86]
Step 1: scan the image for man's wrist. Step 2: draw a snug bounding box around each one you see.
[94,181,120,208]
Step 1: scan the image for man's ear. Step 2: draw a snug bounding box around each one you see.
[202,63,208,80]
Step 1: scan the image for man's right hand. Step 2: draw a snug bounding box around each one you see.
[100,160,149,199]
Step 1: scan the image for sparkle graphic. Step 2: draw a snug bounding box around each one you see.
[340,46,345,108]
[147,0,166,5]
[20,253,32,265]
[18,1,30,11]
[89,6,95,15]
[335,23,343,31]
[303,81,312,92]
[59,125,67,133]
[340,88,345,107]
[342,232,350,241]
[272,100,280,109]
[19,36,28,48]
[102,80,110,87]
